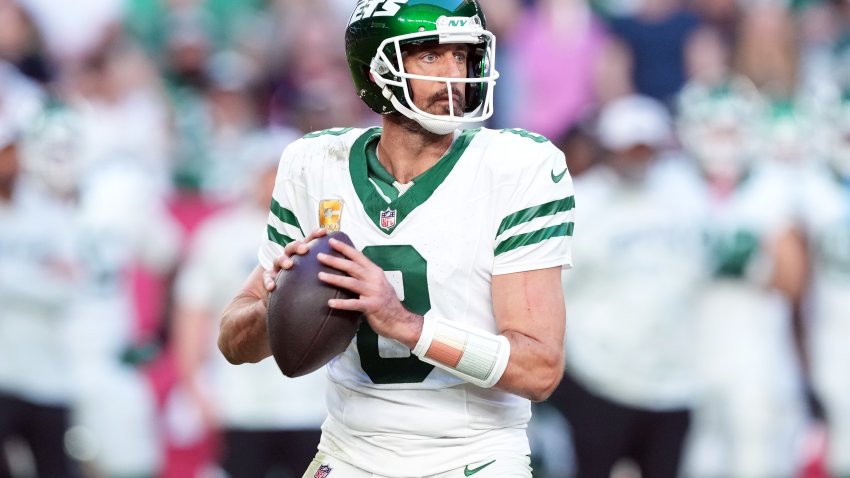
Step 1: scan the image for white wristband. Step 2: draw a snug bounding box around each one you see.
[412,315,511,388]
[412,313,437,357]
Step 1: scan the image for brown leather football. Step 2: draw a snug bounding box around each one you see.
[266,231,362,377]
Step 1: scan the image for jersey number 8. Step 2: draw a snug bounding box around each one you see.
[357,244,435,384]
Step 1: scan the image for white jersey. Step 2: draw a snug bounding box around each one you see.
[68,161,182,358]
[797,165,850,473]
[798,165,850,338]
[175,204,327,430]
[0,178,77,405]
[259,127,574,476]
[695,166,800,387]
[563,157,708,410]
[65,162,181,476]
[685,166,805,478]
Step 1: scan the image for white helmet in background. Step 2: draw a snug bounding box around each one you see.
[597,94,672,152]
[21,108,85,196]
[677,77,763,178]
[760,101,815,168]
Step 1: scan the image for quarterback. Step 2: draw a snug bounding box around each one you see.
[218,1,575,477]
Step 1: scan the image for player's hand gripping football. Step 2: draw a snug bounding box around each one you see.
[316,238,422,349]
[263,228,328,297]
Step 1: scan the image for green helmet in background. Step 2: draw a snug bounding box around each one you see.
[345,0,499,135]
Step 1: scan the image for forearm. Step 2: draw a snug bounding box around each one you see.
[411,315,563,401]
[770,228,808,301]
[173,306,212,383]
[497,330,564,401]
[218,293,272,364]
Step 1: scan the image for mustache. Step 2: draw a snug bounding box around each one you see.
[427,88,464,108]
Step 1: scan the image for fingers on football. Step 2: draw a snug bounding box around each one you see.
[263,270,278,291]
[328,237,370,264]
[297,228,328,254]
[274,254,293,271]
[316,252,366,278]
[327,297,361,311]
[317,271,364,295]
[308,228,327,240]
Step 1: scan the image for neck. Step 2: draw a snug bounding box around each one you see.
[378,115,455,184]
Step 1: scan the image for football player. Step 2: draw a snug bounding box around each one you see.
[797,93,850,478]
[22,107,183,478]
[0,108,81,478]
[556,94,708,478]
[217,1,575,477]
[678,79,809,478]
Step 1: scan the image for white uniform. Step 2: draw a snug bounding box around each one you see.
[563,157,708,410]
[65,162,182,476]
[173,204,327,433]
[685,166,806,478]
[259,127,574,477]
[0,178,77,406]
[798,164,850,475]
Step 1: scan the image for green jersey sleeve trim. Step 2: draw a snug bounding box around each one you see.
[267,224,295,247]
[496,196,575,238]
[302,127,354,138]
[495,222,574,256]
[270,198,305,237]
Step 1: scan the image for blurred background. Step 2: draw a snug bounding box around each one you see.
[0,0,849,477]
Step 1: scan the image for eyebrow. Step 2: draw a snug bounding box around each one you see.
[402,43,470,56]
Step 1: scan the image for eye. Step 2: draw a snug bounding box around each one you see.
[454,51,468,63]
[420,52,437,63]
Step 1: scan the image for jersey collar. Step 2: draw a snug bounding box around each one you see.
[350,127,479,235]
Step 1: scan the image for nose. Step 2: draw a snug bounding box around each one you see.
[437,51,465,79]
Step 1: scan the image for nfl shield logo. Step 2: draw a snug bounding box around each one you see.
[314,464,332,478]
[380,208,397,230]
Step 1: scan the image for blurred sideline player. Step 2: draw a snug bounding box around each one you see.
[0,109,80,477]
[218,1,576,477]
[23,106,183,478]
[553,95,708,478]
[678,79,808,478]
[170,129,327,478]
[798,94,850,478]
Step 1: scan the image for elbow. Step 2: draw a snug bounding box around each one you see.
[217,329,270,365]
[217,335,245,365]
[526,354,565,402]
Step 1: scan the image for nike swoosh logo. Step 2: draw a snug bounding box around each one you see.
[551,167,567,183]
[464,460,496,476]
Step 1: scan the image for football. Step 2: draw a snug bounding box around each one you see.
[266,231,362,377]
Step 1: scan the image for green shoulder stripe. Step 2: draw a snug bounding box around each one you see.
[303,127,354,139]
[267,225,295,247]
[497,196,575,238]
[270,198,305,236]
[495,222,574,256]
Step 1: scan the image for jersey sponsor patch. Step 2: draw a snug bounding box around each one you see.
[319,199,344,232]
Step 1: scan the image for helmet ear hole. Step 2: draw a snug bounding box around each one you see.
[464,45,487,112]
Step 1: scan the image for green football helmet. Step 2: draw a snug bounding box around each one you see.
[345,0,498,135]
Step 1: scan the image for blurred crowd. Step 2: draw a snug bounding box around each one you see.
[0,0,849,477]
